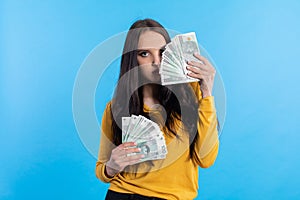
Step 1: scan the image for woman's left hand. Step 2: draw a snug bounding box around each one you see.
[186,53,216,98]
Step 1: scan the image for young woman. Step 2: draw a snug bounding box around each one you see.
[96,19,219,200]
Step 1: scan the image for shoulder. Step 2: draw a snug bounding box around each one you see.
[189,82,202,101]
[101,101,114,138]
[102,101,112,122]
[105,101,112,111]
[189,81,199,91]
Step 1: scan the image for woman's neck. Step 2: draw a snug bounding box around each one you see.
[143,84,160,107]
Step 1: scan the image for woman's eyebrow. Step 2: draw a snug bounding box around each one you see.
[136,49,149,51]
[137,46,166,51]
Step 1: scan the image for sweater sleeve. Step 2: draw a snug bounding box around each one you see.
[189,82,219,168]
[95,102,117,182]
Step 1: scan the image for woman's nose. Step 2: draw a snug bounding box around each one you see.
[152,51,161,67]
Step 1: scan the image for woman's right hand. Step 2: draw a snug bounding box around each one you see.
[105,142,144,177]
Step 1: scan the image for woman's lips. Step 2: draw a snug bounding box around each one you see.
[153,69,160,75]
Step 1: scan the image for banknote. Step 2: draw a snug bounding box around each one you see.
[160,32,200,85]
[122,115,168,162]
[122,117,130,142]
[161,74,197,85]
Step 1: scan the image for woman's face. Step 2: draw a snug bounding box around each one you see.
[137,31,167,83]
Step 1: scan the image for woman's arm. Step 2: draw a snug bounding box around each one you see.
[95,102,116,182]
[95,103,143,182]
[188,61,219,168]
[194,92,219,168]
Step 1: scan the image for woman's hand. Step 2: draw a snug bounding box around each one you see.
[105,142,144,177]
[186,53,216,98]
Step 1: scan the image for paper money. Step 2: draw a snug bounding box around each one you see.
[160,32,200,85]
[122,115,168,162]
[122,117,130,142]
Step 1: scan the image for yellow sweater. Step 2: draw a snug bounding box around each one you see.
[95,82,219,200]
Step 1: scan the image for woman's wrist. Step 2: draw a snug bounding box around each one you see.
[202,90,212,98]
[105,165,118,178]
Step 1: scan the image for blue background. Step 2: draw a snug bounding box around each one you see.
[1,0,300,199]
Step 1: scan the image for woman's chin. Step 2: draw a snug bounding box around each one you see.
[151,76,161,84]
[141,75,161,84]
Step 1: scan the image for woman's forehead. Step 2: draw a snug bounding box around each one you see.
[137,31,166,49]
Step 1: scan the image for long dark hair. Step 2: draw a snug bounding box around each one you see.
[111,19,199,158]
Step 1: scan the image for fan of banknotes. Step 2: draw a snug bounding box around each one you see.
[122,115,167,162]
[160,32,200,85]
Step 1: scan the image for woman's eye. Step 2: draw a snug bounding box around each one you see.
[139,51,149,57]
